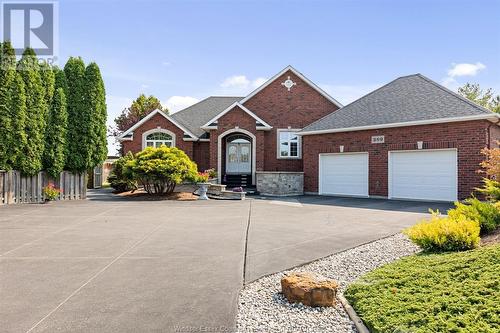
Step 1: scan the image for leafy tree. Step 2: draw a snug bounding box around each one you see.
[124,146,198,195]
[113,94,167,136]
[64,57,89,172]
[458,83,500,113]
[84,62,108,168]
[0,41,16,169]
[17,48,46,175]
[43,88,67,177]
[8,72,28,171]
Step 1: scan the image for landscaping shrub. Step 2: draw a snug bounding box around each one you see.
[124,146,198,195]
[448,198,500,234]
[476,178,500,202]
[108,152,136,193]
[345,245,500,333]
[404,212,480,252]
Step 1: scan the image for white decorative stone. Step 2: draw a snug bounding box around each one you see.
[281,76,297,91]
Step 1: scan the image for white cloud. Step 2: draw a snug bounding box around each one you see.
[161,61,171,66]
[166,96,200,113]
[320,83,381,105]
[447,62,486,77]
[441,77,459,89]
[220,75,250,88]
[140,84,149,90]
[219,75,268,93]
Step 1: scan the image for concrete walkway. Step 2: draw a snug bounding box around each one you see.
[0,191,451,332]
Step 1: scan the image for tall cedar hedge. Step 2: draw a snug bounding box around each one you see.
[0,42,16,169]
[43,88,67,177]
[64,57,90,172]
[17,48,46,175]
[0,47,107,175]
[85,63,108,167]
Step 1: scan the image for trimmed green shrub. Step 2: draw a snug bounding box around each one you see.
[108,152,136,193]
[404,212,480,252]
[124,146,198,195]
[448,198,500,234]
[43,88,67,177]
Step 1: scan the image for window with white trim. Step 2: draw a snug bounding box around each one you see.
[278,130,301,158]
[145,132,173,148]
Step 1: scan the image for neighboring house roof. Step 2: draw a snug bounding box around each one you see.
[117,109,198,141]
[201,102,273,130]
[171,96,243,137]
[239,65,343,108]
[300,74,499,135]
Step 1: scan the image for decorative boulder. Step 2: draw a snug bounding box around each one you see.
[281,272,339,307]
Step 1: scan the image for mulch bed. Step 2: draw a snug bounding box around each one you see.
[481,228,500,246]
[116,189,198,201]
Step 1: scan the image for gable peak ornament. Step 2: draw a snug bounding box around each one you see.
[281,76,297,91]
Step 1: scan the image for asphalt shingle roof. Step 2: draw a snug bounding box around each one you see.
[171,96,243,137]
[302,74,494,133]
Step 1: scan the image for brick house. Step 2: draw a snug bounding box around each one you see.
[118,66,500,201]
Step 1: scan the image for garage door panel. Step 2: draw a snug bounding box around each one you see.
[320,153,368,197]
[390,150,457,201]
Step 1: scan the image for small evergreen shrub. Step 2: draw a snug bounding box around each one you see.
[448,198,500,234]
[404,212,480,252]
[108,152,136,193]
[476,178,500,202]
[124,146,198,195]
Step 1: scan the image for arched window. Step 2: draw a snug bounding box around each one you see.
[145,132,174,148]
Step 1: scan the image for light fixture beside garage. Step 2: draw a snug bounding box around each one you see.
[417,141,423,149]
[339,145,344,152]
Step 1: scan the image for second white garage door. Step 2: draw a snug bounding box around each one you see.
[319,153,369,197]
[389,149,457,202]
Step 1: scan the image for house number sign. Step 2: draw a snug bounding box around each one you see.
[371,135,385,144]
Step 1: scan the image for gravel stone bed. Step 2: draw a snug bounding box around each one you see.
[237,233,420,333]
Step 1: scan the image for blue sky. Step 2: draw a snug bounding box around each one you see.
[56,0,500,154]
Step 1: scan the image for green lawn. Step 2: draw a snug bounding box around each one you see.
[345,245,500,333]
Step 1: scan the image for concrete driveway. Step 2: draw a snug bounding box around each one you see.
[0,191,451,332]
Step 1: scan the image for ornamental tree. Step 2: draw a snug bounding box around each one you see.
[84,62,108,168]
[43,88,67,177]
[64,57,89,172]
[124,146,198,195]
[17,48,46,175]
[113,94,167,136]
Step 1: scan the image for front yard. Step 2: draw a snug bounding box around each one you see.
[345,244,500,333]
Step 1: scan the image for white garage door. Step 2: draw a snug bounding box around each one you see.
[389,149,457,202]
[319,153,369,197]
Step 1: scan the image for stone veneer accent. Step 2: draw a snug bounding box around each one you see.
[256,171,304,196]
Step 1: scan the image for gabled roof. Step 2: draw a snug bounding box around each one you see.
[239,65,343,108]
[201,102,272,130]
[300,74,499,135]
[117,109,198,141]
[171,96,243,137]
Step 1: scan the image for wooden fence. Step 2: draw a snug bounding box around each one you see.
[0,170,87,205]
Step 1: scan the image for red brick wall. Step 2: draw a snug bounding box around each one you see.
[122,113,194,159]
[302,120,493,200]
[208,106,264,173]
[243,69,339,171]
[193,141,210,171]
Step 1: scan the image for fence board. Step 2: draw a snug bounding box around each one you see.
[0,170,87,205]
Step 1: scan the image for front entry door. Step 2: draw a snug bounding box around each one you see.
[226,142,251,174]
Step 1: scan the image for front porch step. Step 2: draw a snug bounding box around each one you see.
[223,174,252,189]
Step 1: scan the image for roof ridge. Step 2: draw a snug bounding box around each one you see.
[171,96,243,117]
[414,74,493,114]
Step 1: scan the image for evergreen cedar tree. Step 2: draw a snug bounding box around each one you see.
[0,43,107,175]
[43,88,67,177]
[17,48,46,175]
[84,62,108,168]
[0,41,16,169]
